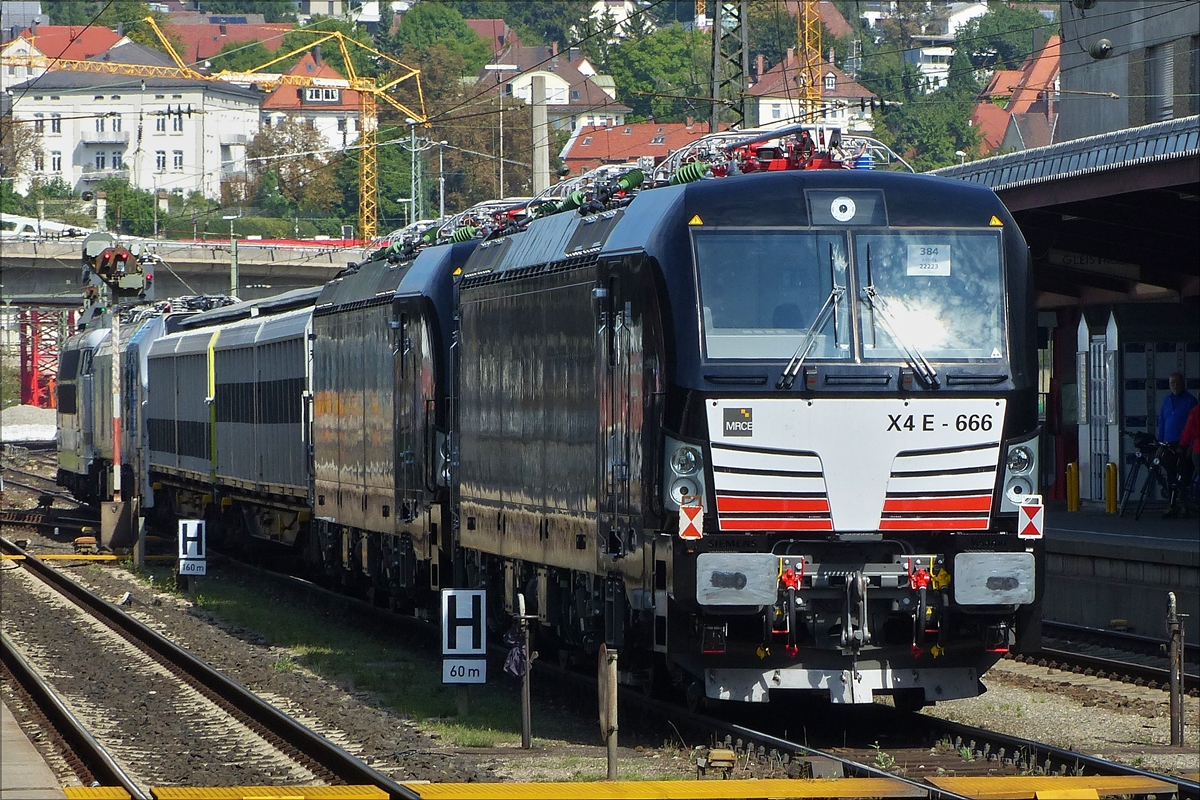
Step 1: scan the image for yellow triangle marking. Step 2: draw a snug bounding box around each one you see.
[989,215,1004,227]
[688,214,704,226]
[453,267,462,275]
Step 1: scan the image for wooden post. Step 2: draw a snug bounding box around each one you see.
[1168,592,1184,746]
[599,644,618,779]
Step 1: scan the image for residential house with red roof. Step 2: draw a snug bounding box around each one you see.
[165,21,296,66]
[748,49,876,133]
[1,22,125,91]
[476,44,630,132]
[971,35,1060,155]
[559,117,727,175]
[261,50,362,150]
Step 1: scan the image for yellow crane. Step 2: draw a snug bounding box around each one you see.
[797,0,823,121]
[3,17,426,239]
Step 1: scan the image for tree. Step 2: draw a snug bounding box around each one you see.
[246,117,338,212]
[445,1,593,49]
[955,3,1057,71]
[42,1,97,26]
[93,1,185,56]
[279,16,379,80]
[95,177,156,237]
[0,115,42,188]
[195,1,297,23]
[607,24,711,123]
[208,39,275,73]
[386,3,491,74]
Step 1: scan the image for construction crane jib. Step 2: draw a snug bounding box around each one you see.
[799,0,823,120]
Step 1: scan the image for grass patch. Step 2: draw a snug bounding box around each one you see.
[134,563,584,747]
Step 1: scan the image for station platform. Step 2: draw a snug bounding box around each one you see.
[1,698,66,800]
[1042,500,1199,637]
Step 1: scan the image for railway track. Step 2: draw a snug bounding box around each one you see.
[0,536,422,800]
[212,553,1197,798]
[1023,621,1199,695]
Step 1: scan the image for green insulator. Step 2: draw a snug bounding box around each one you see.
[533,201,558,217]
[449,225,478,243]
[670,161,707,185]
[559,190,586,211]
[421,230,437,244]
[617,169,644,191]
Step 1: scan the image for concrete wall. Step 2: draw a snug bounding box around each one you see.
[1058,0,1199,141]
[1045,537,1199,638]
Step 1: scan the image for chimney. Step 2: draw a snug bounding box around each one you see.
[569,47,580,62]
[686,115,694,130]
[30,18,38,36]
[116,21,123,36]
[313,45,322,65]
[786,47,795,67]
[756,53,764,78]
[829,47,835,65]
[550,41,558,57]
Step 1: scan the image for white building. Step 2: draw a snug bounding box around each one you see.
[749,50,877,134]
[8,41,261,199]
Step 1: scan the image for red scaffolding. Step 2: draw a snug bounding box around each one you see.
[18,309,74,409]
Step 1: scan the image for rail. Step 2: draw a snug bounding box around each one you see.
[0,536,423,800]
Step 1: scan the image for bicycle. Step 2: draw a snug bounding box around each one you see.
[1118,432,1178,520]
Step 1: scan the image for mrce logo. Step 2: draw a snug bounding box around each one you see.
[723,407,753,436]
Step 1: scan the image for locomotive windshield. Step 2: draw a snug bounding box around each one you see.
[695,230,852,361]
[694,228,1005,362]
[856,230,1005,361]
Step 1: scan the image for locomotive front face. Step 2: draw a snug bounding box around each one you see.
[656,173,1040,705]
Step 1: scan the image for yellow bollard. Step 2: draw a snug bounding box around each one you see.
[1066,462,1080,512]
[1105,462,1118,514]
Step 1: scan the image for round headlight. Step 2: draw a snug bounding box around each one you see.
[670,477,700,505]
[1006,446,1034,475]
[671,446,701,475]
[1005,476,1034,504]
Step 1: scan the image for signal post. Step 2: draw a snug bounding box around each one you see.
[80,232,154,550]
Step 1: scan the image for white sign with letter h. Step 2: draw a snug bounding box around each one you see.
[178,519,207,575]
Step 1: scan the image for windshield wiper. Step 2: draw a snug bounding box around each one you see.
[862,244,940,389]
[778,244,843,390]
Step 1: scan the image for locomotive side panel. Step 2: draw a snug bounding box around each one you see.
[254,311,311,494]
[362,301,396,533]
[214,319,261,488]
[458,266,600,573]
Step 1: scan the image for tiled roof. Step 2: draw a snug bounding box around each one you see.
[261,51,359,111]
[11,24,122,60]
[970,101,1010,154]
[465,19,520,56]
[475,46,630,115]
[166,22,295,65]
[749,52,875,101]
[562,120,726,172]
[971,35,1060,155]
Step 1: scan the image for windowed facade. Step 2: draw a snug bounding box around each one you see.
[172,114,184,132]
[50,114,61,133]
[173,150,184,170]
[95,116,105,132]
[95,152,107,170]
[34,152,45,171]
[156,116,167,132]
[825,73,836,91]
[305,87,339,101]
[156,150,167,170]
[33,113,44,133]
[51,152,61,172]
[112,150,124,168]
[772,103,782,119]
[112,115,122,132]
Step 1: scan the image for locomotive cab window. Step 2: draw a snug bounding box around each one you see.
[856,229,1006,361]
[695,230,851,361]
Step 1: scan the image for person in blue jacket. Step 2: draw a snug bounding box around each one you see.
[1159,372,1198,444]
